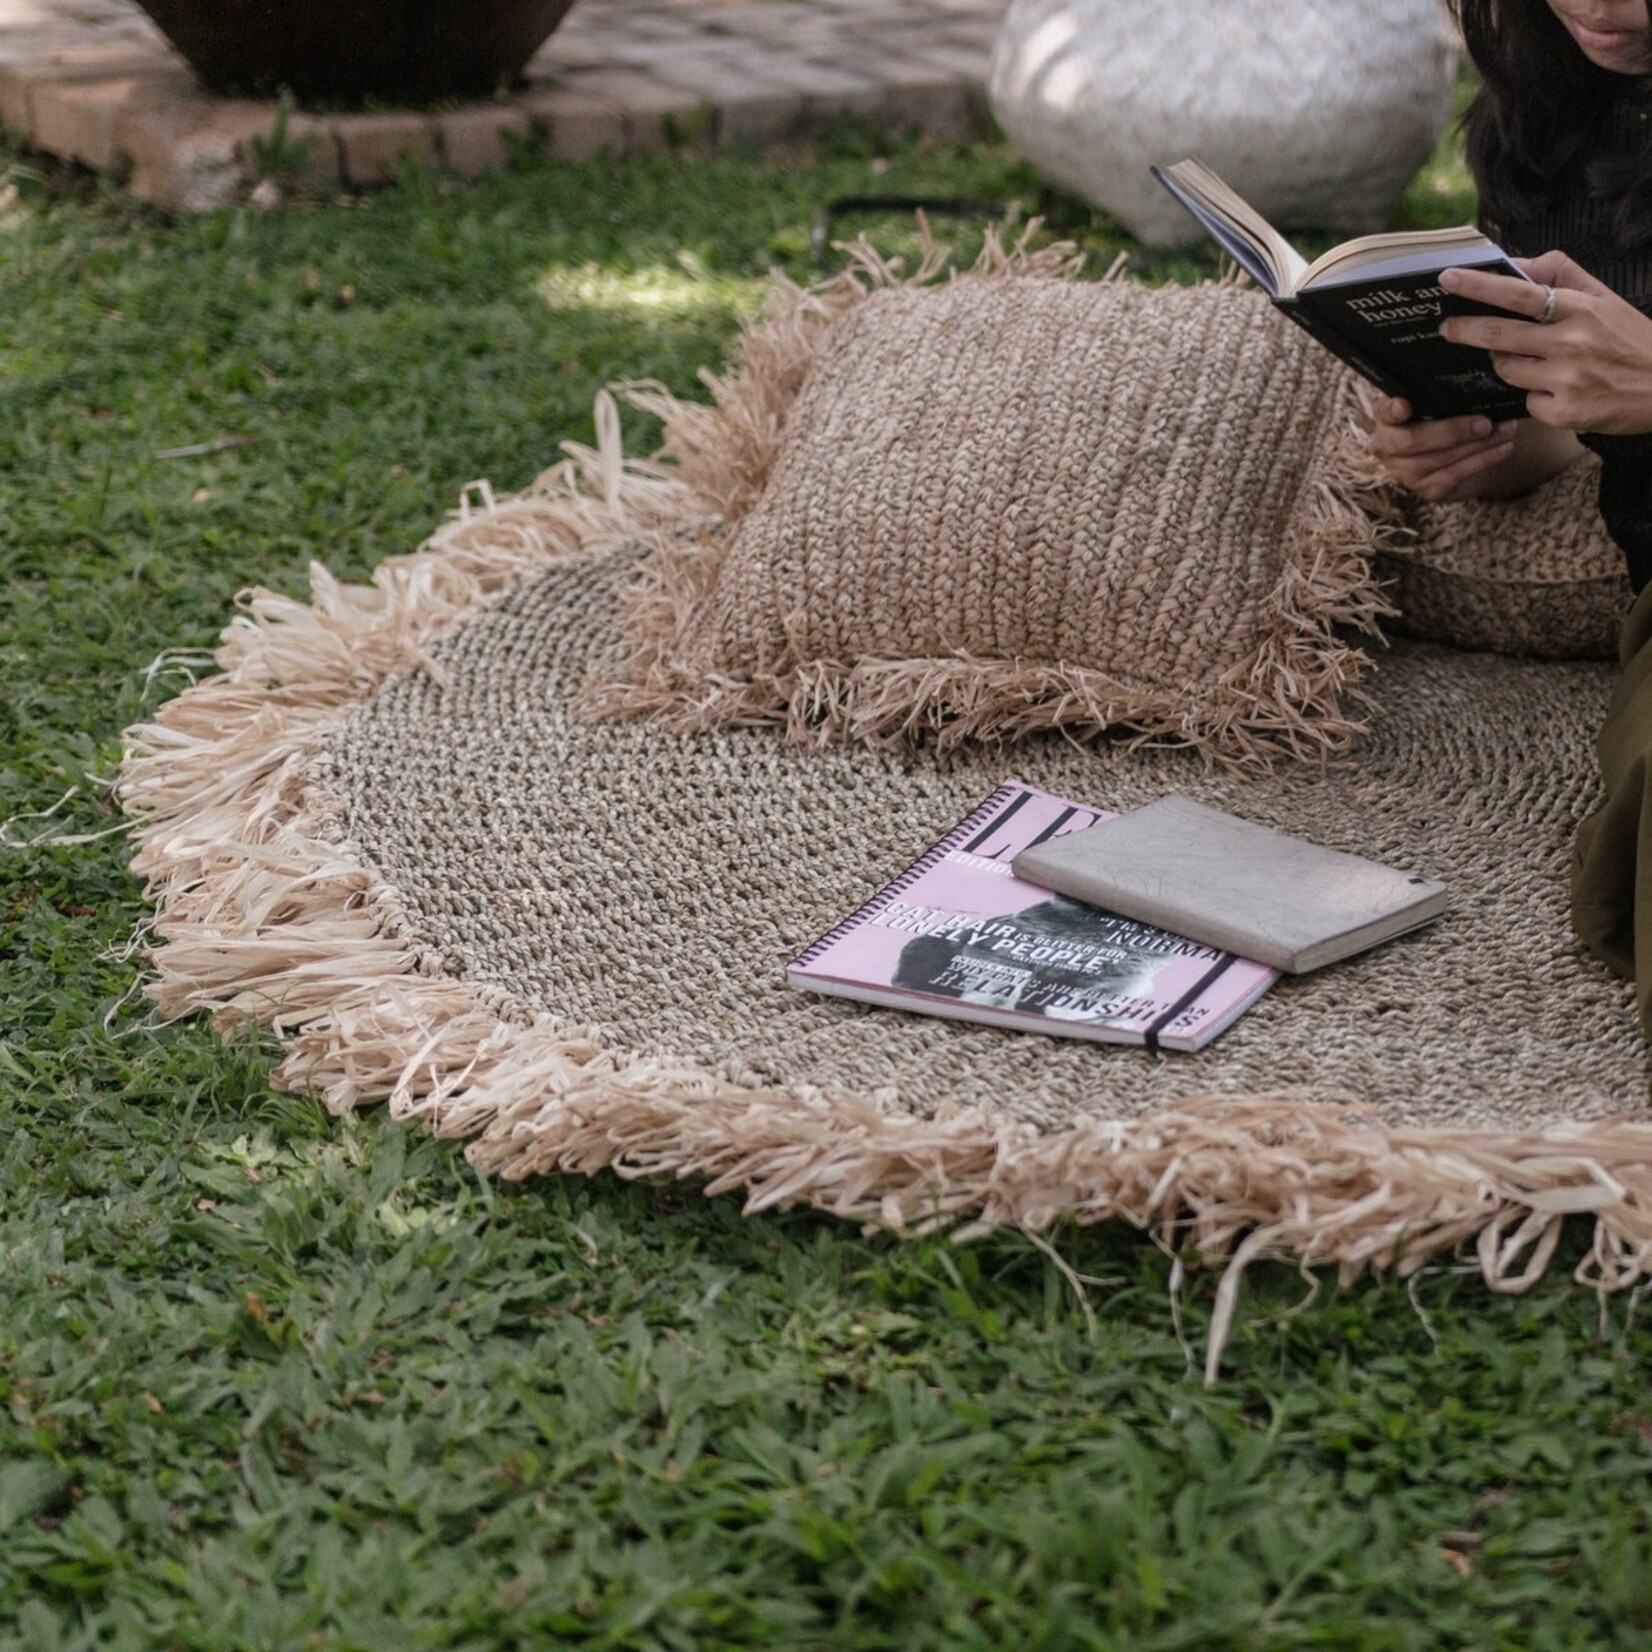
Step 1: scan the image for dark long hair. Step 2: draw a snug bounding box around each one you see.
[1452,0,1652,250]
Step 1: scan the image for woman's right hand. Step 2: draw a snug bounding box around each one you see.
[1367,396,1520,502]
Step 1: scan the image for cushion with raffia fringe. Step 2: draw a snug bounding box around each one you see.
[1369,452,1634,660]
[584,235,1392,769]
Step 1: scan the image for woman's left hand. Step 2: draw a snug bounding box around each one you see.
[1438,251,1652,436]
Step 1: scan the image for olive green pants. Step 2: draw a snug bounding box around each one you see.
[1573,580,1652,1040]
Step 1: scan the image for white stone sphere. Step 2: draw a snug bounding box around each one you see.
[989,0,1462,247]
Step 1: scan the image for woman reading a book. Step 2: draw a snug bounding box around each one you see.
[1367,0,1652,1039]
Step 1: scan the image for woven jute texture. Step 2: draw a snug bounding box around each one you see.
[326,548,1647,1140]
[589,246,1389,768]
[120,275,1652,1372]
[1372,453,1635,660]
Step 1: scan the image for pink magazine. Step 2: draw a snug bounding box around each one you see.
[786,780,1276,1052]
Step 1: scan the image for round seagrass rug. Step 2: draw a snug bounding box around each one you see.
[122,442,1652,1375]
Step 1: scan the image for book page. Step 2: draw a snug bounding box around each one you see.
[1300,228,1515,290]
[1154,160,1307,294]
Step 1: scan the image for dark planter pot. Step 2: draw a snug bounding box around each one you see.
[135,0,579,106]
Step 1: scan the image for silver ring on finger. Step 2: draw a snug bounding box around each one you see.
[1537,284,1559,324]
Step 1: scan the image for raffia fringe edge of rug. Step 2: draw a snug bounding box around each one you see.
[582,228,1395,769]
[120,357,1652,1388]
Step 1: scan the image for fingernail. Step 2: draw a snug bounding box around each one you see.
[1471,418,1491,436]
[1440,269,1462,289]
[1496,420,1519,433]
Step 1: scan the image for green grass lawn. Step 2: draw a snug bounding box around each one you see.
[4,111,1652,1651]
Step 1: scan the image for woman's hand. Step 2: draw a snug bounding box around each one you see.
[1439,252,1652,436]
[1367,397,1520,501]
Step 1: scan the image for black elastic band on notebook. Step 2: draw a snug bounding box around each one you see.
[1144,953,1237,1052]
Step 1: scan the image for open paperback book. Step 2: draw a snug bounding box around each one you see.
[785,781,1276,1052]
[1151,156,1534,420]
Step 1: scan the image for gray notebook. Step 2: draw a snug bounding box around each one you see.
[1012,794,1450,974]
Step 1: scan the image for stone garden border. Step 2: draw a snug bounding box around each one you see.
[0,0,1001,210]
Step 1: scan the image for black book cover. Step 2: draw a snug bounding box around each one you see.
[1285,263,1531,421]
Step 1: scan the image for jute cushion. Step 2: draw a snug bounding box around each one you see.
[588,239,1390,768]
[1373,453,1634,660]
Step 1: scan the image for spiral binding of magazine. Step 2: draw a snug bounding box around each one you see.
[786,780,1276,1053]
[789,783,1018,970]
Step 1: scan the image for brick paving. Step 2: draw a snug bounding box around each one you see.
[0,0,1006,210]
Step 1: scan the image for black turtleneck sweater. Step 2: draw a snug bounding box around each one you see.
[1486,78,1652,593]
